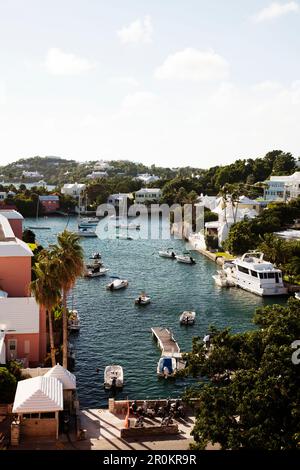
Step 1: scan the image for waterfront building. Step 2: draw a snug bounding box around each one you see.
[0,214,46,366]
[135,188,161,204]
[107,193,133,208]
[39,195,60,214]
[61,182,86,197]
[264,172,300,201]
[0,209,24,239]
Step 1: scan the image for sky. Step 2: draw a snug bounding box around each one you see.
[0,0,299,168]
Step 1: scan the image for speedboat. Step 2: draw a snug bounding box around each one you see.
[179,311,196,325]
[117,223,140,230]
[295,292,300,300]
[84,266,109,278]
[106,279,129,290]
[158,249,176,259]
[78,217,99,228]
[176,254,196,264]
[135,294,151,305]
[157,356,177,378]
[78,228,97,237]
[212,271,236,287]
[90,252,102,260]
[104,365,124,389]
[68,310,80,332]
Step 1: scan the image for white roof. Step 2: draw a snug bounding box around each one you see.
[0,210,24,220]
[0,297,39,334]
[238,196,259,205]
[136,188,161,194]
[44,364,76,390]
[12,376,63,413]
[0,214,33,257]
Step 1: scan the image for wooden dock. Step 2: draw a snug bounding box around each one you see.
[151,328,186,373]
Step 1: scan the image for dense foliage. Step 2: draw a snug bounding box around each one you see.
[183,299,300,450]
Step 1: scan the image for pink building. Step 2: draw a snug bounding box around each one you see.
[0,209,24,239]
[0,214,46,366]
[39,195,60,214]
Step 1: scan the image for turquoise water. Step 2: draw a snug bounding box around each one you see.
[25,216,285,408]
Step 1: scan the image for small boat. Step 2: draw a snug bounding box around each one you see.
[116,234,133,240]
[158,248,176,259]
[295,292,300,300]
[212,271,236,287]
[90,252,102,260]
[176,253,196,264]
[85,260,103,269]
[179,311,196,325]
[106,278,129,290]
[28,226,51,230]
[84,266,109,278]
[68,310,80,332]
[104,365,124,389]
[135,294,151,305]
[78,228,97,237]
[157,356,177,378]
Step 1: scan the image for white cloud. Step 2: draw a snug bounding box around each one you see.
[154,48,230,82]
[253,2,299,23]
[45,48,96,75]
[117,15,153,44]
[110,76,139,87]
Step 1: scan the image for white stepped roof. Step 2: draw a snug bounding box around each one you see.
[44,364,76,390]
[12,376,63,413]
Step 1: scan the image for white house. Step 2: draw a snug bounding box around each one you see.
[87,171,108,179]
[94,160,113,171]
[135,188,161,204]
[0,192,7,201]
[61,183,86,197]
[22,171,44,178]
[264,172,300,201]
[135,174,160,184]
[107,193,133,208]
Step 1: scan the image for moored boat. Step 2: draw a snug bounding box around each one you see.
[104,365,124,389]
[212,271,236,287]
[68,310,80,332]
[179,311,196,325]
[78,228,97,237]
[158,248,176,259]
[106,278,129,290]
[84,266,109,278]
[135,294,151,305]
[176,253,196,264]
[157,356,177,378]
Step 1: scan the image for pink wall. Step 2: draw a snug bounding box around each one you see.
[39,306,47,363]
[5,333,40,366]
[0,257,31,297]
[7,219,23,239]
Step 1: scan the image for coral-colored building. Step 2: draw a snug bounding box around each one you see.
[0,214,46,366]
[39,195,60,214]
[0,209,23,239]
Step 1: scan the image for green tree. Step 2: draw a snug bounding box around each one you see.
[0,368,17,403]
[55,230,84,369]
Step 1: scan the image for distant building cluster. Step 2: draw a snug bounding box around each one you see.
[264,171,300,201]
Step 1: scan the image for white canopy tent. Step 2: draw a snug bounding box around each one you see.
[12,376,63,414]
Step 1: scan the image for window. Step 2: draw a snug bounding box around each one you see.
[238,266,250,275]
[251,270,258,277]
[24,340,30,354]
[268,272,275,279]
[259,273,264,279]
[40,412,55,419]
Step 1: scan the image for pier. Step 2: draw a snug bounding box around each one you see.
[151,327,186,372]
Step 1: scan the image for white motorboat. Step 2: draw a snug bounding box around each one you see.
[135,294,151,305]
[233,251,287,296]
[68,310,80,332]
[78,228,97,237]
[104,365,124,389]
[176,254,196,264]
[85,260,103,269]
[78,217,99,229]
[84,266,109,278]
[106,278,129,290]
[157,356,177,378]
[90,252,102,260]
[179,311,196,325]
[295,292,300,300]
[212,271,236,288]
[158,249,176,259]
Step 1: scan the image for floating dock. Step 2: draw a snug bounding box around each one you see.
[151,327,186,373]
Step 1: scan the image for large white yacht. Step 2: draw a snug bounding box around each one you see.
[233,252,287,296]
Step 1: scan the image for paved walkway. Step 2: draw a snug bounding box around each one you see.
[13,409,197,451]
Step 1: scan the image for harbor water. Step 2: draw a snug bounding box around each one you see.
[25,215,285,408]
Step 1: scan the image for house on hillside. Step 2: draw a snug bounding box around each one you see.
[39,195,60,214]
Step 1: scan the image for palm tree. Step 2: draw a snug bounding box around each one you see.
[55,230,84,369]
[30,250,61,366]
